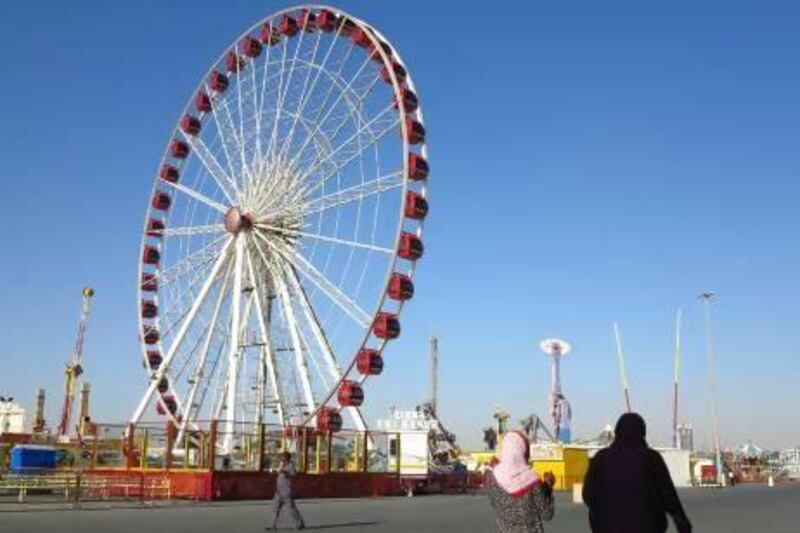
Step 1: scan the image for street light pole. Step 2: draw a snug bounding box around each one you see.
[699,292,724,486]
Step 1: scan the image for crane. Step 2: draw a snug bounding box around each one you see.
[57,287,95,441]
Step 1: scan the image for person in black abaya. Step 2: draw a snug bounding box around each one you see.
[583,413,692,533]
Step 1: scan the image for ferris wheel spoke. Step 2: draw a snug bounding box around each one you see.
[304,68,383,155]
[157,234,230,286]
[265,25,308,169]
[287,50,375,172]
[216,96,256,193]
[281,261,340,381]
[270,258,317,420]
[234,55,249,193]
[181,133,238,204]
[255,234,371,328]
[221,236,246,450]
[259,224,393,255]
[245,246,286,425]
[275,26,342,166]
[250,46,271,174]
[158,259,230,341]
[297,170,403,218]
[297,103,399,197]
[253,42,359,208]
[284,260,368,432]
[206,85,247,197]
[161,224,225,237]
[175,269,231,443]
[163,180,229,214]
[131,237,233,426]
[260,167,401,227]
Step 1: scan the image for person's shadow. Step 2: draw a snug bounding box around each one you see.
[284,521,379,530]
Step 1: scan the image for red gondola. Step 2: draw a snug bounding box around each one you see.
[373,312,400,340]
[210,71,229,92]
[152,191,172,211]
[404,191,428,220]
[393,88,418,113]
[143,327,160,345]
[141,300,158,319]
[368,40,393,63]
[142,245,160,265]
[356,349,383,375]
[159,164,179,183]
[157,377,170,394]
[156,394,177,416]
[381,61,407,85]
[180,115,202,136]
[170,139,190,159]
[146,218,165,237]
[403,118,426,145]
[408,153,429,181]
[147,351,163,370]
[260,22,281,45]
[298,9,316,31]
[279,15,298,37]
[225,51,244,73]
[337,381,364,407]
[141,272,158,292]
[388,273,414,301]
[316,407,342,432]
[316,9,337,32]
[337,16,356,36]
[196,91,212,113]
[351,26,372,48]
[241,36,263,58]
[398,232,424,261]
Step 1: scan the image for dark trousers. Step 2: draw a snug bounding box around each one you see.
[272,494,305,529]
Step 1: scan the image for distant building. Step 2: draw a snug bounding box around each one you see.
[0,400,25,435]
[779,447,800,479]
[677,424,694,451]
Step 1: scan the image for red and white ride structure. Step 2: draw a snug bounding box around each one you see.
[539,338,572,444]
[129,5,428,453]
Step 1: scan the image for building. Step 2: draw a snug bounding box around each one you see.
[677,424,694,452]
[779,446,800,479]
[0,399,25,435]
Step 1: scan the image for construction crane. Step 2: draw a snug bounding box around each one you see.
[57,287,95,441]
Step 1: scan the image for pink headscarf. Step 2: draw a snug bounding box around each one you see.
[492,431,539,497]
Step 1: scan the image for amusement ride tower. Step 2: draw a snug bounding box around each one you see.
[539,338,572,443]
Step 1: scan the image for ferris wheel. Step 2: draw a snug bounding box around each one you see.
[128,5,428,450]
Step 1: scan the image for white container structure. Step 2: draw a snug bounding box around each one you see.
[585,445,692,488]
[655,448,692,488]
[0,401,25,435]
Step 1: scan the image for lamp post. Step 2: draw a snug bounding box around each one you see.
[699,292,724,486]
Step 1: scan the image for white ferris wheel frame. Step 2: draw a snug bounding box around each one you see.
[128,4,429,446]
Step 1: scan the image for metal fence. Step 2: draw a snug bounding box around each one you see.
[0,421,401,505]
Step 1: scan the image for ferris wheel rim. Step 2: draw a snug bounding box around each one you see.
[133,4,429,434]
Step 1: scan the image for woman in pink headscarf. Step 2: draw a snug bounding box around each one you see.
[486,431,556,532]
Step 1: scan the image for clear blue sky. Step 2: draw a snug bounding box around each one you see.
[2,0,799,450]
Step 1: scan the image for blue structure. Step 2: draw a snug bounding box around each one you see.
[9,445,57,471]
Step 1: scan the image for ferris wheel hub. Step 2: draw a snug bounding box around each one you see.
[224,207,253,234]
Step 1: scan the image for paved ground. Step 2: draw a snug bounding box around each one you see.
[1,484,798,532]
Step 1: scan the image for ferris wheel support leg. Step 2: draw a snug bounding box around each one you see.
[222,235,245,453]
[129,238,233,429]
[283,262,367,433]
[245,249,286,426]
[271,258,317,423]
[176,272,231,445]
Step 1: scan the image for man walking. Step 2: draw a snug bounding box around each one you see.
[268,452,305,530]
